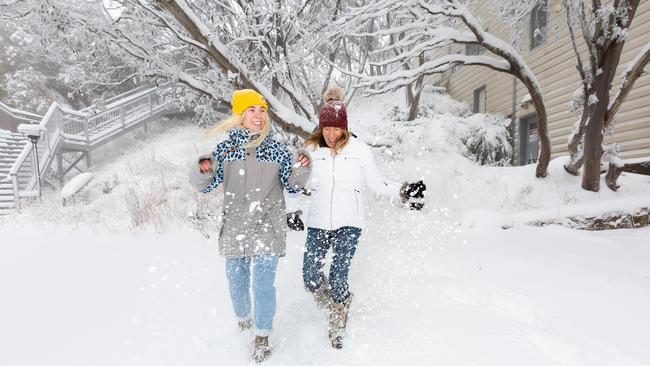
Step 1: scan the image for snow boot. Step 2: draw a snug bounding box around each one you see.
[328,294,352,349]
[253,335,272,363]
[313,283,333,310]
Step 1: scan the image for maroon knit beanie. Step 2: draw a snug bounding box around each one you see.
[318,101,348,130]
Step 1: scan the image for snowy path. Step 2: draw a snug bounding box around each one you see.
[1,115,649,365]
[1,220,649,366]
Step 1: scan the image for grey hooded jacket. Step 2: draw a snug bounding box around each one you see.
[190,128,310,258]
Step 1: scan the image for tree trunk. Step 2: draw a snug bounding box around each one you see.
[406,81,424,121]
[578,0,639,191]
[406,61,425,121]
[563,111,589,175]
[605,162,623,191]
[406,91,421,121]
[581,73,610,191]
[513,68,550,177]
[581,116,604,191]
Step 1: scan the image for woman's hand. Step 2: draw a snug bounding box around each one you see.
[199,158,211,174]
[294,149,311,168]
[297,153,311,167]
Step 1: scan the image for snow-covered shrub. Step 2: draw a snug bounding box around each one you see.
[458,114,513,166]
[388,94,471,121]
[101,174,119,194]
[125,184,171,230]
[2,68,52,114]
[381,94,511,166]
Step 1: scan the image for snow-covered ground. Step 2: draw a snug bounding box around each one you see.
[1,92,649,366]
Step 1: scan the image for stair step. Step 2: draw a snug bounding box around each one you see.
[2,133,30,139]
[1,145,25,151]
[1,137,28,143]
[1,139,27,145]
[0,201,15,209]
[0,142,25,147]
[0,145,27,151]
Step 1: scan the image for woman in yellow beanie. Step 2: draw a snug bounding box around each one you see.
[190,89,311,362]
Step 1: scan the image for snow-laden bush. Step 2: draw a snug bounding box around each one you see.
[458,114,513,166]
[125,184,171,230]
[2,68,52,114]
[382,96,512,166]
[388,94,471,121]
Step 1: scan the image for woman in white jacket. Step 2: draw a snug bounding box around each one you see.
[302,87,426,349]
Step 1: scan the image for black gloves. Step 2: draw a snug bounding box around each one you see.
[400,180,426,210]
[287,210,304,231]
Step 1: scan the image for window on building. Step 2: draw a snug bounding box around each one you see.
[473,86,486,113]
[519,115,539,165]
[530,0,548,49]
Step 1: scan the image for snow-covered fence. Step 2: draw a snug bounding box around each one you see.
[3,83,176,212]
[0,101,42,132]
[8,104,72,203]
[62,86,169,143]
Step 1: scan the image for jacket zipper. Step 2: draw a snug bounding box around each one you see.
[243,147,251,257]
[330,154,336,230]
[354,189,360,216]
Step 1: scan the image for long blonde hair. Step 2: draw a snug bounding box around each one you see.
[205,110,271,148]
[305,129,350,155]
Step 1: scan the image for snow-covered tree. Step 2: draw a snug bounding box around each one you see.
[562,0,649,192]
[0,1,140,112]
[336,0,552,177]
[1,0,372,138]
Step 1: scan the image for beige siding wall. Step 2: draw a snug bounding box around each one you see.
[439,0,650,163]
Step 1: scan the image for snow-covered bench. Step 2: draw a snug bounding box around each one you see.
[61,172,94,205]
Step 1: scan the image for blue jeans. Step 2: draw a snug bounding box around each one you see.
[225,255,279,336]
[303,226,362,304]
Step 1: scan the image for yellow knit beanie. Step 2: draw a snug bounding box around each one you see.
[231,89,268,115]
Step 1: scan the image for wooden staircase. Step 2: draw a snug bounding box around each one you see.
[0,83,180,214]
[0,131,32,213]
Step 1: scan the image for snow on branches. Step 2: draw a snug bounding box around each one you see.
[339,0,550,177]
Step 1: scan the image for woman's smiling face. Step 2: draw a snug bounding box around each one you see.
[322,127,343,148]
[241,105,266,132]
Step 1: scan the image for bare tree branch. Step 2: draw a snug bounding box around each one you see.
[606,41,650,127]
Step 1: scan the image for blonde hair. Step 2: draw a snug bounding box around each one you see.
[205,110,271,148]
[305,128,350,155]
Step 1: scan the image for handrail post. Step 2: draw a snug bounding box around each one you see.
[149,94,153,115]
[121,106,125,129]
[85,116,90,145]
[11,173,19,211]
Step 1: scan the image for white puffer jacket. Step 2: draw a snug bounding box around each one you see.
[306,137,402,230]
